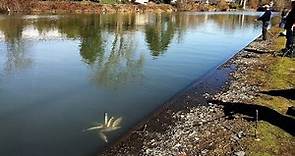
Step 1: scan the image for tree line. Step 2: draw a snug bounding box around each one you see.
[0,0,292,12]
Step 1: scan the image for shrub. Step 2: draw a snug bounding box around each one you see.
[216,0,228,11]
[0,0,37,12]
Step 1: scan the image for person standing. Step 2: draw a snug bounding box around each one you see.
[257,5,272,40]
[285,0,295,50]
[280,8,289,28]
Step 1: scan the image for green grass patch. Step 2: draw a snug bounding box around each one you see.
[252,57,295,114]
[246,27,295,156]
[100,0,119,4]
[268,58,295,89]
[256,96,295,114]
[248,121,295,156]
[269,27,286,51]
[272,36,286,51]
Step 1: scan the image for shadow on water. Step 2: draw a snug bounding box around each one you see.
[209,100,295,136]
[260,88,295,100]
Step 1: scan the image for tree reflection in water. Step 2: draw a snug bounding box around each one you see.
[0,16,32,75]
[0,13,259,88]
[91,32,144,89]
[77,14,145,89]
[145,14,175,57]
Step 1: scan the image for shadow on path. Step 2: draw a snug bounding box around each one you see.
[260,88,295,100]
[209,100,295,136]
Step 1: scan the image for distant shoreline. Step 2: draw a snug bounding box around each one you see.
[1,1,249,14]
[8,2,176,14]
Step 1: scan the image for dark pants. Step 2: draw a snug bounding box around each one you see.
[286,28,294,49]
[262,21,270,40]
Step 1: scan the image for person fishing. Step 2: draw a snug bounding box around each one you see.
[256,5,272,40]
[284,0,295,51]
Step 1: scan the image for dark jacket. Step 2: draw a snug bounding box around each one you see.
[285,9,295,30]
[258,10,272,22]
[281,9,288,18]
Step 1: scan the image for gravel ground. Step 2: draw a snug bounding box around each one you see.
[141,105,252,156]
[213,38,272,103]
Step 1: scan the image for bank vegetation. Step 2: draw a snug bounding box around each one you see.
[0,0,292,13]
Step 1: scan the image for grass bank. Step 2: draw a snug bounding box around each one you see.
[219,26,295,155]
[247,28,295,156]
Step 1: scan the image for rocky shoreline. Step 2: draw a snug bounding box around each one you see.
[100,33,295,156]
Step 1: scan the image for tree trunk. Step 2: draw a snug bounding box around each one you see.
[243,0,247,10]
[239,0,243,6]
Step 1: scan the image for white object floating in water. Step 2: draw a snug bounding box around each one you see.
[84,113,123,143]
[104,112,108,125]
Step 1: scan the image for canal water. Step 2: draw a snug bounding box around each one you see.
[0,12,261,156]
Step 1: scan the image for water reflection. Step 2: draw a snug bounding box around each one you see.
[0,13,258,86]
[78,16,105,64]
[4,40,32,74]
[145,14,175,57]
[0,16,32,74]
[209,13,258,30]
[91,32,144,89]
[0,13,261,156]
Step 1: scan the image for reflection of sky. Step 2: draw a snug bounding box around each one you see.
[0,26,65,41]
[187,11,279,16]
[21,26,65,40]
[0,42,5,78]
[0,31,4,39]
[22,15,61,20]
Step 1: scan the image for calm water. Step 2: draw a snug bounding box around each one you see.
[0,12,260,156]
